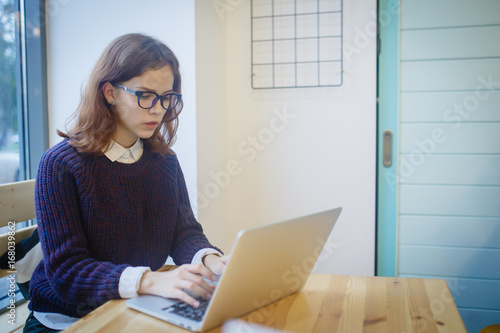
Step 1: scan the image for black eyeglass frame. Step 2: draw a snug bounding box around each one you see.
[111,83,182,111]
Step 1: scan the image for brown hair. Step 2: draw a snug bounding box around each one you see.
[58,33,183,155]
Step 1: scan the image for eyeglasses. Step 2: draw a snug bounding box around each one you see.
[112,83,182,111]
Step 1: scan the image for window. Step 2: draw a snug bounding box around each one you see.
[0,0,48,186]
[0,0,48,313]
[0,0,20,184]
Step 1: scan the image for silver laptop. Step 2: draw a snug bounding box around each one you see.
[126,207,342,332]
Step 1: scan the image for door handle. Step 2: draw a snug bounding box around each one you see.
[383,130,393,168]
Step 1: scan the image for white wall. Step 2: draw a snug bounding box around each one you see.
[46,0,198,205]
[196,1,377,275]
[194,1,229,248]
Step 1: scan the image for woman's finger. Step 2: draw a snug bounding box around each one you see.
[184,263,216,281]
[175,265,215,296]
[170,287,201,308]
[176,279,213,300]
[204,255,228,275]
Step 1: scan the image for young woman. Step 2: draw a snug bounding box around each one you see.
[25,33,226,332]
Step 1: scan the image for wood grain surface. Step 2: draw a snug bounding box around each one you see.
[63,272,467,333]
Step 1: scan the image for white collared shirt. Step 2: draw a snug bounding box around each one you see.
[104,138,144,163]
[35,138,222,330]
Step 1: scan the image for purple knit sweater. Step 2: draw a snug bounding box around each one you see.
[29,139,219,317]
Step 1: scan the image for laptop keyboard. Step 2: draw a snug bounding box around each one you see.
[163,296,210,322]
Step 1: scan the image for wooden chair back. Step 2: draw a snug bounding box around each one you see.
[0,180,37,278]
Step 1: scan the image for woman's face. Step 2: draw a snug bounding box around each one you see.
[112,65,174,148]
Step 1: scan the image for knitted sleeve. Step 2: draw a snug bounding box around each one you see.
[34,146,127,307]
[169,156,222,264]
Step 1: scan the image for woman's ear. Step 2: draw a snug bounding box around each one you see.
[102,82,116,105]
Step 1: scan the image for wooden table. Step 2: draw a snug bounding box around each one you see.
[63,271,467,333]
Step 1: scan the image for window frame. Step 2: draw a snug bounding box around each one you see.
[18,0,49,180]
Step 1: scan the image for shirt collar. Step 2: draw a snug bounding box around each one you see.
[104,139,143,163]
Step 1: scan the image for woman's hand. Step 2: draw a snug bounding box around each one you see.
[203,254,227,275]
[138,264,216,307]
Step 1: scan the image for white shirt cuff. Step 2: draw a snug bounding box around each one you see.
[192,248,222,265]
[119,266,151,298]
